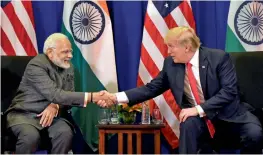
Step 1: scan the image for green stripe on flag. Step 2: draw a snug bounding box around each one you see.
[61,23,105,151]
[225,25,245,52]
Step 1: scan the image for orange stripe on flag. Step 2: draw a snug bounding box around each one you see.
[98,1,109,17]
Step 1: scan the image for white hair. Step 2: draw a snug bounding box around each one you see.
[43,33,68,54]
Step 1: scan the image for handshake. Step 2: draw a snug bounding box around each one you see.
[91,90,118,108]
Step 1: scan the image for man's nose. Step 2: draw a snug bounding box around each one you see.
[167,49,171,55]
[68,52,73,58]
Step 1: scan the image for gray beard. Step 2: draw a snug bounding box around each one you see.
[52,57,70,69]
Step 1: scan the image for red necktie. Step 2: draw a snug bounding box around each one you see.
[186,63,215,138]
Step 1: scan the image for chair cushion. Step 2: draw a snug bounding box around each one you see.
[1,56,34,113]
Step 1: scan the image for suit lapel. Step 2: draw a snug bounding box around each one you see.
[199,47,208,99]
[171,63,185,105]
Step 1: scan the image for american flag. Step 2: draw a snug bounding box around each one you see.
[137,0,196,148]
[1,0,38,56]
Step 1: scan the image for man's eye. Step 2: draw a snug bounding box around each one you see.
[62,50,72,54]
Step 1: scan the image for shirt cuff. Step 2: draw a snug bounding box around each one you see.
[115,92,129,104]
[84,92,89,107]
[195,105,206,117]
[55,104,59,117]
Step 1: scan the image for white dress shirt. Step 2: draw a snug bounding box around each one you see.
[115,49,205,117]
[185,49,205,117]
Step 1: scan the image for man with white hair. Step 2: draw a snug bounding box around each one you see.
[5,33,111,153]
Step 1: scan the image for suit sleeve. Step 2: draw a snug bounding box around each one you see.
[125,61,170,106]
[25,61,85,107]
[70,67,75,92]
[200,52,238,119]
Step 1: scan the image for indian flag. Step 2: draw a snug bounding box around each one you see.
[62,1,118,151]
[225,0,263,52]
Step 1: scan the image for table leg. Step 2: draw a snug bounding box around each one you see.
[154,130,161,154]
[118,133,123,154]
[136,132,142,154]
[127,133,133,154]
[99,130,105,154]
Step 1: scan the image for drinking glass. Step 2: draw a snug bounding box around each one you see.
[98,108,110,125]
[110,105,119,124]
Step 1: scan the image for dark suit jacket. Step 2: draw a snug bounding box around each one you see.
[5,54,85,129]
[125,47,260,125]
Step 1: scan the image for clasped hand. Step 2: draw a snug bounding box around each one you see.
[93,90,117,108]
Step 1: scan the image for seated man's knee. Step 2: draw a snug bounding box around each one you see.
[246,125,262,143]
[19,127,40,145]
[52,124,73,141]
[180,116,201,131]
[11,124,41,152]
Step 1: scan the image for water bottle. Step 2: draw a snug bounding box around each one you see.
[141,101,150,124]
[110,104,119,124]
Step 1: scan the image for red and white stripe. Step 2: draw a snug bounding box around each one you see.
[1,1,38,56]
[138,0,196,148]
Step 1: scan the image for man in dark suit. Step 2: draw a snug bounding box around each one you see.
[99,26,262,153]
[5,33,112,154]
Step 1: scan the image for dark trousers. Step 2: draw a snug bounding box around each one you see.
[10,119,73,154]
[179,116,262,154]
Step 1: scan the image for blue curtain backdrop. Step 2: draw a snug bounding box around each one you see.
[31,1,230,153]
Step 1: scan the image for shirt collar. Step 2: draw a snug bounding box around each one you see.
[189,48,199,67]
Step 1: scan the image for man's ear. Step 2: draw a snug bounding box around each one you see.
[185,44,193,53]
[184,44,190,53]
[46,48,53,58]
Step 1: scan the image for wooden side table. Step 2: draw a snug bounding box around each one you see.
[97,124,165,154]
